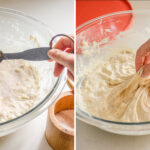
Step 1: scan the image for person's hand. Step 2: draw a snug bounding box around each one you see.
[48,36,74,80]
[136,39,150,77]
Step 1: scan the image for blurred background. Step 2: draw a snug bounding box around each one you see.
[0,0,74,34]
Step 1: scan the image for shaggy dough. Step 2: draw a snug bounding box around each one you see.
[80,50,150,122]
[0,59,39,123]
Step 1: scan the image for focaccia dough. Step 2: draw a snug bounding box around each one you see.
[0,59,39,123]
[80,50,150,122]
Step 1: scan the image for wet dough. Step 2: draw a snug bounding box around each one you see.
[0,60,39,123]
[80,50,150,122]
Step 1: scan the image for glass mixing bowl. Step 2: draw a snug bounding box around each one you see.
[0,7,67,137]
[76,10,150,135]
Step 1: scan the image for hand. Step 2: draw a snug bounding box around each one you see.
[136,39,150,77]
[48,36,74,80]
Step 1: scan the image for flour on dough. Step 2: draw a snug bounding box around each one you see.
[0,59,39,123]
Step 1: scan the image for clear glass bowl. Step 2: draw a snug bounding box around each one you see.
[76,10,150,135]
[0,7,67,136]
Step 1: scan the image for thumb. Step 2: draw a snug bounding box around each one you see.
[48,49,74,74]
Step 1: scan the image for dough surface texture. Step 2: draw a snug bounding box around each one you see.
[0,60,39,123]
[80,50,150,122]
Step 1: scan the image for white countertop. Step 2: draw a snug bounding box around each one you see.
[77,1,150,150]
[0,0,74,150]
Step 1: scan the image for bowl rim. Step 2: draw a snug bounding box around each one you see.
[77,9,150,31]
[0,7,67,131]
[76,9,150,126]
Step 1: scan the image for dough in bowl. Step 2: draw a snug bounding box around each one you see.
[0,59,39,123]
[80,49,150,122]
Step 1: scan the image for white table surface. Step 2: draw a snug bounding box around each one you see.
[0,0,74,150]
[77,1,150,150]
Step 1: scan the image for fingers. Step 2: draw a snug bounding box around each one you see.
[48,35,74,79]
[48,49,74,75]
[135,51,145,72]
[141,64,150,77]
[136,39,150,71]
[54,63,64,77]
[50,35,74,51]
